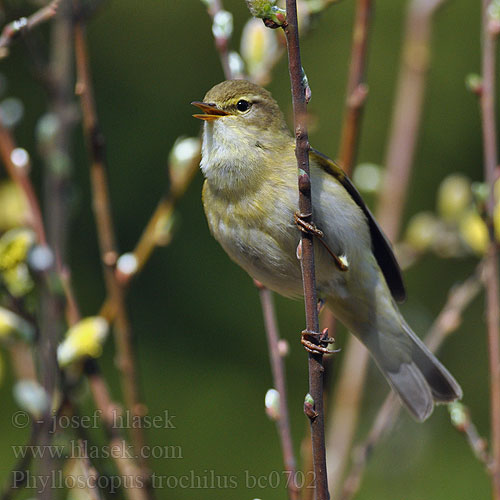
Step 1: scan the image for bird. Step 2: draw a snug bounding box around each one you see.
[192,79,462,421]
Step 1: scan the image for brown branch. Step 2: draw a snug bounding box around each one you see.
[73,19,153,496]
[340,263,484,500]
[205,0,232,79]
[1,423,42,500]
[450,402,492,469]
[43,0,75,265]
[0,0,60,57]
[324,0,372,492]
[480,1,500,497]
[0,121,46,245]
[283,2,329,499]
[84,360,148,500]
[326,0,446,494]
[99,143,200,319]
[337,0,372,176]
[257,284,299,500]
[377,0,446,240]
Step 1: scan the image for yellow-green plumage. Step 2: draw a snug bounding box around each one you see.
[197,80,462,421]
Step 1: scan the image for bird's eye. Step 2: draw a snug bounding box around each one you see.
[236,100,251,112]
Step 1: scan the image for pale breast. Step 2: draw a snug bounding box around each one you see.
[202,180,304,297]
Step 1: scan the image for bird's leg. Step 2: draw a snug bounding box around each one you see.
[294,211,349,272]
[301,327,338,355]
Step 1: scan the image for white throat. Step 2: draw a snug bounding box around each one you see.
[200,119,266,196]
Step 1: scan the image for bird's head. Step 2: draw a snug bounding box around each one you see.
[192,80,290,141]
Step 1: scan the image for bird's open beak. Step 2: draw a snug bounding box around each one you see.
[191,101,230,121]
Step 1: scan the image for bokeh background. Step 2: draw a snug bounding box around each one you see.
[0,0,494,498]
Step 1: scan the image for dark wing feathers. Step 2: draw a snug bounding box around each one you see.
[310,148,406,303]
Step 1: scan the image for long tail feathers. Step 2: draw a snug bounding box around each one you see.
[380,323,462,422]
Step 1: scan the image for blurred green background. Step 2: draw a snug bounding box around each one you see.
[0,0,494,498]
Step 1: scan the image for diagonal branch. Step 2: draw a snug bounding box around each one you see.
[340,262,484,500]
[479,1,500,497]
[324,0,373,493]
[337,0,372,176]
[0,0,60,56]
[257,284,299,500]
[73,18,153,496]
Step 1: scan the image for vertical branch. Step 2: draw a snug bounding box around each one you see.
[337,0,372,176]
[44,0,75,263]
[480,1,500,497]
[377,0,445,239]
[205,0,232,79]
[326,0,445,494]
[283,1,329,498]
[73,18,152,493]
[258,285,299,500]
[325,0,372,493]
[37,2,75,494]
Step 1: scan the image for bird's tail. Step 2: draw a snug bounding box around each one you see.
[370,321,462,421]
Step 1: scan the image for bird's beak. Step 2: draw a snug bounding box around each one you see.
[191,101,230,121]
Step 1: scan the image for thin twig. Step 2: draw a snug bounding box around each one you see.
[43,0,75,264]
[340,263,484,500]
[205,0,232,79]
[0,0,60,57]
[325,0,373,493]
[0,120,46,244]
[84,360,148,500]
[449,402,492,469]
[99,145,200,320]
[480,1,500,497]
[377,0,447,240]
[283,2,329,498]
[337,0,372,176]
[73,19,152,494]
[326,0,446,494]
[257,285,299,500]
[1,423,42,500]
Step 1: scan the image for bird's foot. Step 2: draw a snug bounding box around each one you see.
[294,211,349,272]
[301,328,337,355]
[294,211,324,238]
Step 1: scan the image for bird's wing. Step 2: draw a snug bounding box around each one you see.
[310,147,406,303]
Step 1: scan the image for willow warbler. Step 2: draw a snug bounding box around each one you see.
[193,80,462,421]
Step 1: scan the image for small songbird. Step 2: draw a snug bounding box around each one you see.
[192,79,462,421]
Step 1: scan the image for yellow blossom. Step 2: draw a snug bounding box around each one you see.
[459,211,489,255]
[405,212,440,252]
[437,174,472,222]
[0,228,35,297]
[0,181,28,231]
[57,317,109,367]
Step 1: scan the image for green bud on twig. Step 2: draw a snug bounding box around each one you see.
[449,401,468,431]
[301,67,311,102]
[465,73,483,95]
[245,0,286,27]
[304,392,318,419]
[487,0,500,35]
